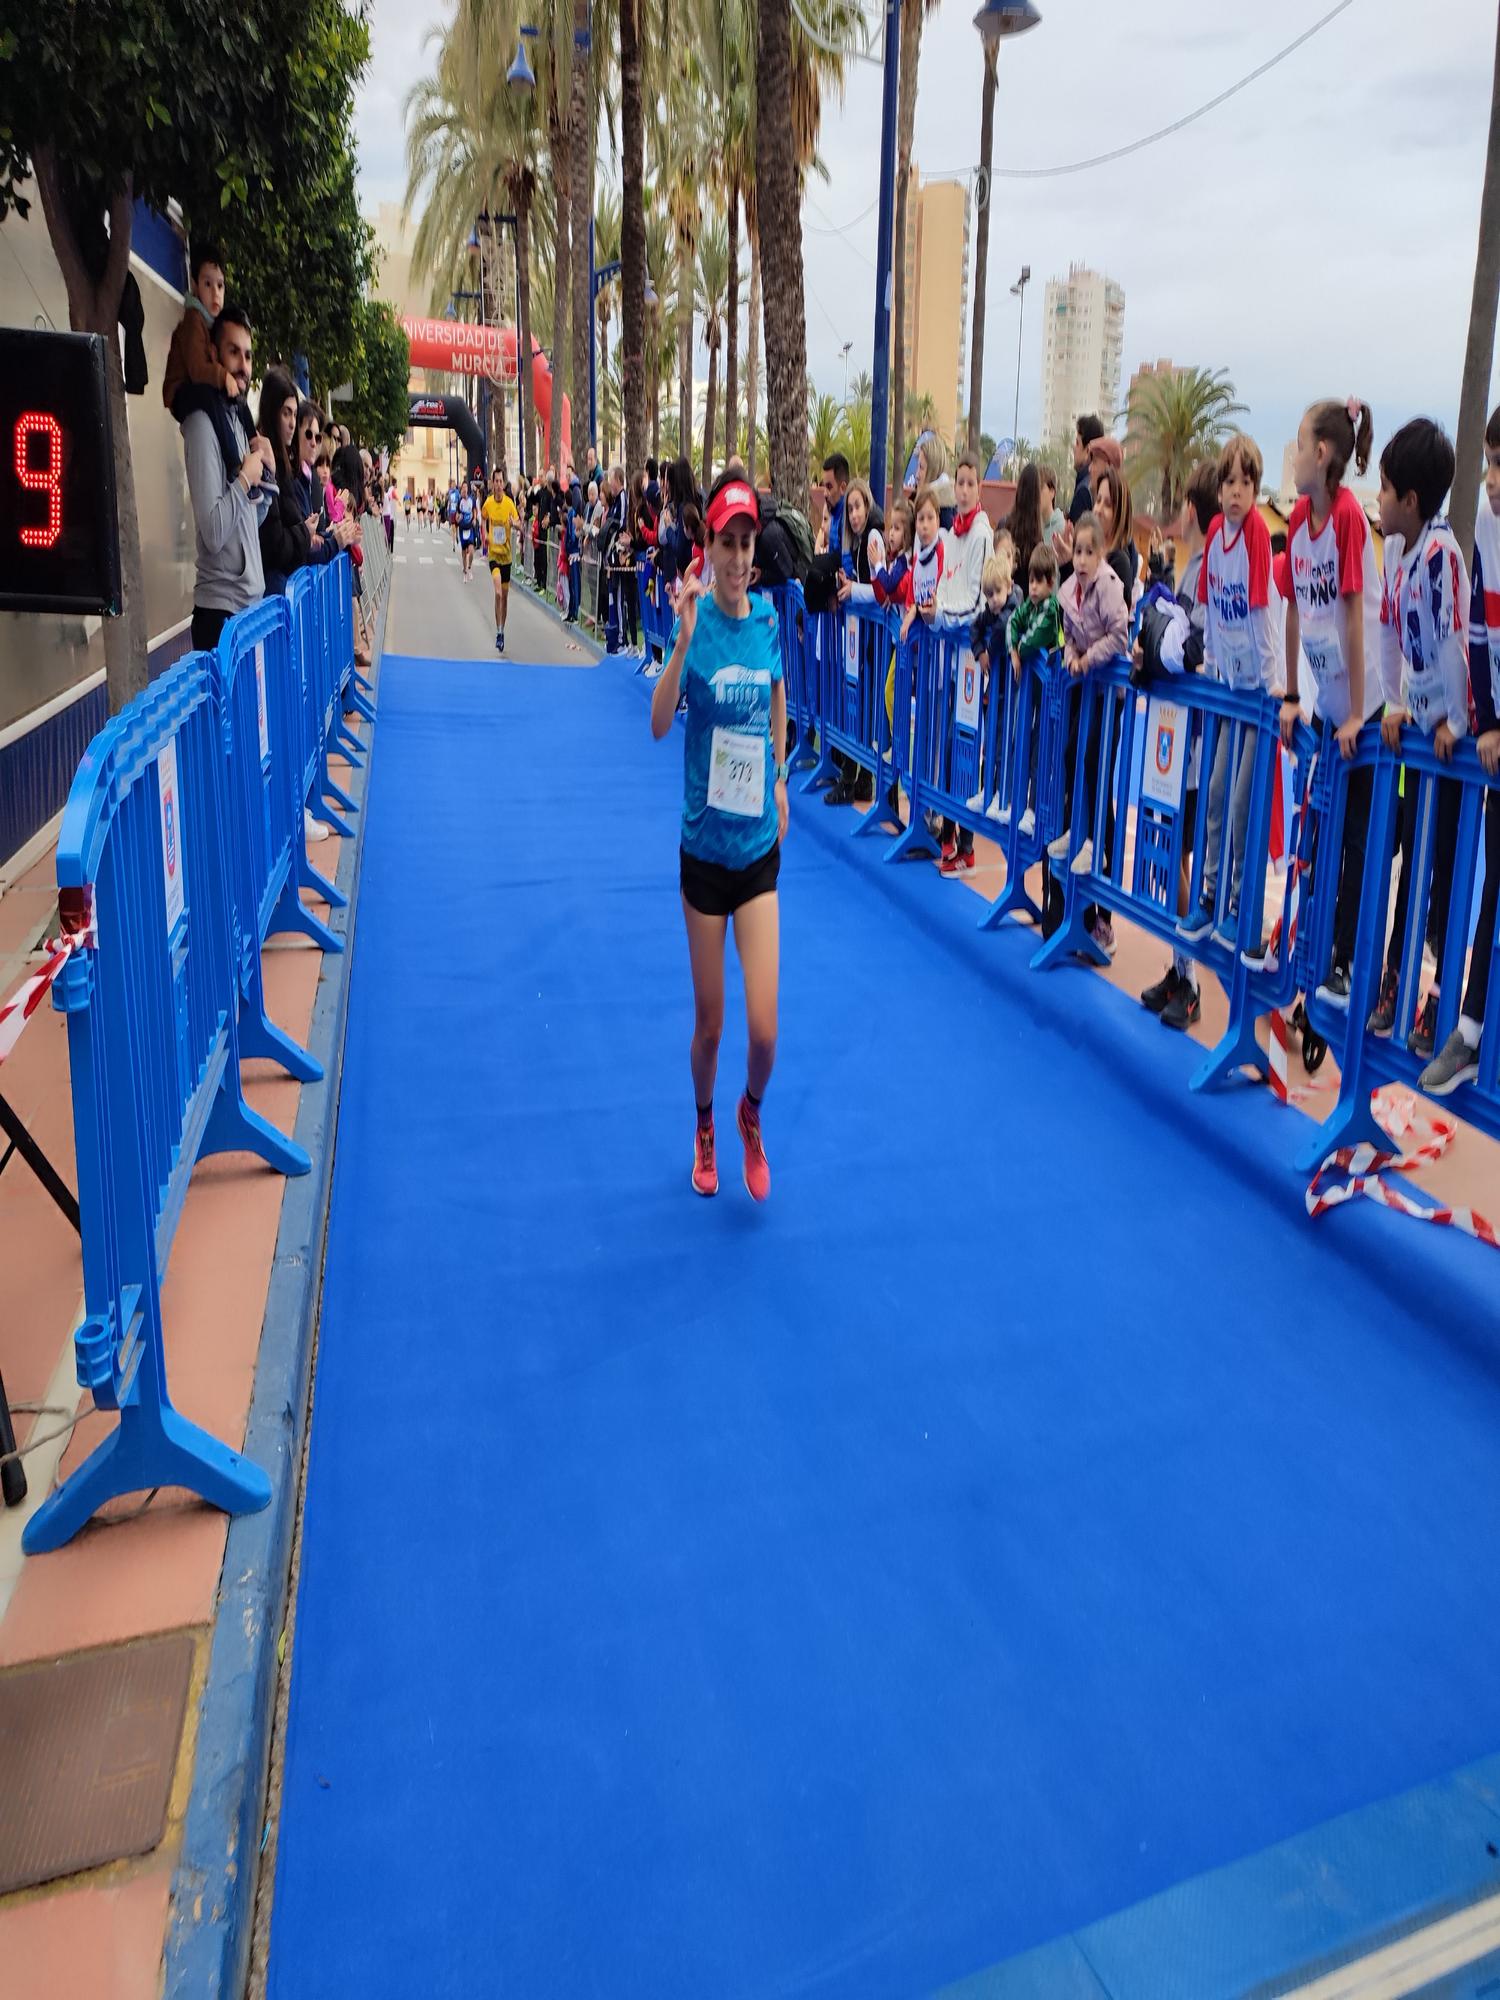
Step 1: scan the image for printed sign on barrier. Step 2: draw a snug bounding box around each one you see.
[254,642,270,764]
[957,651,983,735]
[1143,695,1187,810]
[845,615,859,686]
[157,738,185,935]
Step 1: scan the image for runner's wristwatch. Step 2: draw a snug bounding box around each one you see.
[775,761,790,784]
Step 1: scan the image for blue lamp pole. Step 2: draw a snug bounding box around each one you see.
[868,0,901,512]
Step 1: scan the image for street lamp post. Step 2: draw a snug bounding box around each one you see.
[840,339,853,406]
[1010,264,1030,444]
[868,0,901,511]
[967,1,1040,456]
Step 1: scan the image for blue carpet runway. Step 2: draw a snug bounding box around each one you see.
[268,652,1500,1999]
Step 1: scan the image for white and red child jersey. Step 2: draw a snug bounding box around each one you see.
[1285,485,1383,726]
[1471,490,1500,728]
[1377,518,1469,737]
[1197,507,1277,692]
[903,531,945,611]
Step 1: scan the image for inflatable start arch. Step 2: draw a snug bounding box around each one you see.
[398,315,572,469]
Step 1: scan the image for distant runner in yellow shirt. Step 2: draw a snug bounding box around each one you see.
[482,469,522,655]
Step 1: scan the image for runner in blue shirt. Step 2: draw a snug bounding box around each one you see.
[457,483,479,580]
[651,472,788,1202]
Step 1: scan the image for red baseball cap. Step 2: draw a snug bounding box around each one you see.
[706,478,760,537]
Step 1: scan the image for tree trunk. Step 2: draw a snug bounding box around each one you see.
[725,179,740,467]
[517,191,538,480]
[755,0,809,502]
[1454,4,1500,543]
[703,336,718,493]
[619,0,648,480]
[966,45,997,456]
[570,0,594,461]
[549,112,571,467]
[890,0,922,491]
[745,216,762,484]
[34,152,147,712]
[599,306,611,462]
[677,240,693,463]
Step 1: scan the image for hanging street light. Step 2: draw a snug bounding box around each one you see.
[507,23,538,89]
[965,0,1040,454]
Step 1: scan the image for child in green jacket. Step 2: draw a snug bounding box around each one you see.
[999,541,1063,834]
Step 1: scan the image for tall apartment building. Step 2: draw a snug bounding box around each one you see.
[1039,264,1125,447]
[898,169,971,444]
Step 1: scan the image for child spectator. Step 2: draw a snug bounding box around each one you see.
[935,450,994,625]
[1139,459,1217,1030]
[162,244,233,417]
[964,546,1022,819]
[1177,433,1278,951]
[1040,467,1065,549]
[1365,419,1469,1056]
[1001,542,1062,834]
[1047,512,1128,953]
[898,487,946,639]
[1278,397,1382,1003]
[1423,404,1500,1093]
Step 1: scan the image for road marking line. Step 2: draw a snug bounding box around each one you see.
[1287,1893,1500,1997]
[418,557,433,566]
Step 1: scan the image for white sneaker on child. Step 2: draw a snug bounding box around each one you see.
[1069,836,1094,876]
[1046,829,1072,863]
[985,796,1004,822]
[304,809,331,845]
[966,789,986,811]
[1018,808,1036,837]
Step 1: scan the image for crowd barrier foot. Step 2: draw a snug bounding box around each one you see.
[333,723,365,764]
[20,1398,272,1556]
[852,783,902,840]
[350,687,377,721]
[238,995,323,1086]
[981,864,1042,931]
[1030,900,1109,972]
[322,773,359,816]
[353,668,375,696]
[884,814,940,865]
[309,796,353,838]
[296,850,347,911]
[201,1069,313,1176]
[1294,1086,1391,1175]
[269,879,343,956]
[1190,1012,1269,1095]
[800,743,840,795]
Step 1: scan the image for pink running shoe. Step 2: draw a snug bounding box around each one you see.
[737,1095,771,1201]
[692,1119,718,1197]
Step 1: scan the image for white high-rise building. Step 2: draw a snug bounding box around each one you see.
[1039,265,1126,448]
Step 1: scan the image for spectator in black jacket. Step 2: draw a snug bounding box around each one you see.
[1068,413,1104,524]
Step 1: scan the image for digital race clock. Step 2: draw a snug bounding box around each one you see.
[0,328,121,616]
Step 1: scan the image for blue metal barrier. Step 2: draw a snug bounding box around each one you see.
[287,572,352,884]
[889,616,1006,864]
[1034,661,1315,1092]
[635,559,672,669]
[216,600,337,1085]
[1297,727,1500,1166]
[985,653,1076,929]
[23,652,305,1553]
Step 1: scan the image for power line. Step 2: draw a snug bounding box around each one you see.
[943,0,1359,182]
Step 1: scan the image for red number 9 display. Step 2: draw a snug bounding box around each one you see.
[15,411,64,551]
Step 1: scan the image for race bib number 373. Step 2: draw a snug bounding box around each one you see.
[708,726,765,818]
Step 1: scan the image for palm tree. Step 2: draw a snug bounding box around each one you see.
[966,38,997,454]
[644,200,674,464]
[1125,365,1246,517]
[406,6,543,477]
[744,180,763,484]
[891,0,941,490]
[905,390,937,443]
[696,216,730,490]
[808,387,844,478]
[593,187,622,460]
[697,0,754,475]
[569,0,594,456]
[618,0,650,476]
[1454,4,1500,539]
[851,367,873,405]
[663,106,703,458]
[843,395,872,480]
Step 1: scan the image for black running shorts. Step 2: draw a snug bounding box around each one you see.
[489,556,512,581]
[680,841,781,917]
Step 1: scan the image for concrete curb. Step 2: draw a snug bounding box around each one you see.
[162,581,390,2000]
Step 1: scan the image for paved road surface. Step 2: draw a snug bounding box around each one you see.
[383,518,595,666]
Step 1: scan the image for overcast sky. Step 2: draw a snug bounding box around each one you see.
[356,0,1500,468]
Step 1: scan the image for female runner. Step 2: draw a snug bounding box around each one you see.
[650,472,788,1200]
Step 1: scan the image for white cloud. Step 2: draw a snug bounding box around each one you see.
[357,0,1500,460]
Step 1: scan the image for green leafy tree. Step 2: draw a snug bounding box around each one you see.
[842,396,872,480]
[344,302,413,459]
[1125,365,1246,518]
[0,1,371,709]
[808,387,844,478]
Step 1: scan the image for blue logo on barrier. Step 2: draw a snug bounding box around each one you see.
[1155,722,1174,775]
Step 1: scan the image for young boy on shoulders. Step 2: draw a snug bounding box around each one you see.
[162,243,235,418]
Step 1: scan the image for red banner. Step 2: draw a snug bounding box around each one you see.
[399,316,517,381]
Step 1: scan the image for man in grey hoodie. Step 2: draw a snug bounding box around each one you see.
[182,303,273,649]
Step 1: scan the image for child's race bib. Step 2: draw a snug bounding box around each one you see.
[708,727,764,818]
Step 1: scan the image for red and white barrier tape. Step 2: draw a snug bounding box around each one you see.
[0,928,90,1068]
[1305,1084,1499,1253]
